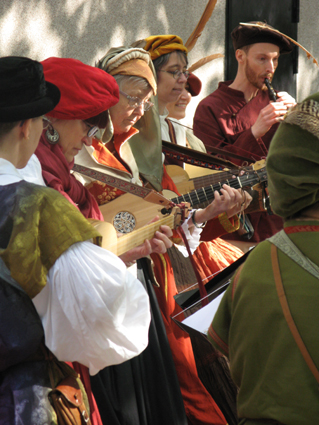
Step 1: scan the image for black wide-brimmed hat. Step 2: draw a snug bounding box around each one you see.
[0,56,61,123]
[231,22,293,54]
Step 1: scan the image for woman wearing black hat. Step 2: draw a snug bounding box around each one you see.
[0,56,152,425]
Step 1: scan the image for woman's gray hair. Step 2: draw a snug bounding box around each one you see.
[113,74,152,93]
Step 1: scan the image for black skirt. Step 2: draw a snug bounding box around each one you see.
[90,258,188,425]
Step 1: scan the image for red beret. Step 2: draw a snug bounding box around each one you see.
[187,73,202,97]
[41,57,119,120]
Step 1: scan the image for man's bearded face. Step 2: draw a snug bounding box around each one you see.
[244,59,273,90]
[243,43,280,90]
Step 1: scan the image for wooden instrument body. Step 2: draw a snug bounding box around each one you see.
[99,193,164,234]
[90,206,181,256]
[99,161,267,234]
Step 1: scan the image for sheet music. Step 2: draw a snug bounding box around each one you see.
[182,292,224,334]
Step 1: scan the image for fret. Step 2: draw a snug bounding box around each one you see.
[197,189,206,204]
[206,186,215,202]
[169,166,267,210]
[190,166,255,190]
[194,190,201,204]
[191,192,198,207]
[185,193,193,204]
[202,186,209,202]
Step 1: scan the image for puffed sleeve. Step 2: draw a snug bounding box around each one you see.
[32,240,151,375]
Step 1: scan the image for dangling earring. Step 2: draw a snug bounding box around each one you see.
[45,124,60,144]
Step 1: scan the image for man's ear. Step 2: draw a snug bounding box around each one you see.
[236,49,246,65]
[19,119,32,140]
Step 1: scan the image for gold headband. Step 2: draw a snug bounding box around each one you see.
[109,58,157,95]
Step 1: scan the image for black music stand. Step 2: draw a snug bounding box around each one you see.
[174,247,253,312]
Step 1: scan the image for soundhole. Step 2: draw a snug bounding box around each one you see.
[113,211,136,234]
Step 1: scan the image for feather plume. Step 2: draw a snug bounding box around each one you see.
[188,53,224,73]
[240,22,319,68]
[185,0,218,52]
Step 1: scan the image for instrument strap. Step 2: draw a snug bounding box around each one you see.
[165,118,178,145]
[231,264,244,300]
[255,137,268,158]
[176,207,208,307]
[165,118,184,168]
[73,164,173,208]
[270,243,319,384]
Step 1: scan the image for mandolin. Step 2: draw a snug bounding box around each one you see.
[99,164,267,234]
[90,206,185,255]
[165,164,267,209]
[167,160,266,194]
[167,160,269,214]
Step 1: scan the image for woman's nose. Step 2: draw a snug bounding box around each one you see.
[177,72,188,83]
[180,90,190,101]
[82,135,93,147]
[134,103,145,116]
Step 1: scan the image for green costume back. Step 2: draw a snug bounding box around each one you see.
[0,180,100,298]
[0,180,99,424]
[208,219,319,425]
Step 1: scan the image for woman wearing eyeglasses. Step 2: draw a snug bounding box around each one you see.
[74,45,251,425]
[29,57,174,425]
[72,47,191,425]
[35,58,172,255]
[32,58,111,220]
[143,35,206,155]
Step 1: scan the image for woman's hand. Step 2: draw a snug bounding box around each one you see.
[148,225,174,254]
[224,189,252,218]
[192,185,252,224]
[119,218,173,266]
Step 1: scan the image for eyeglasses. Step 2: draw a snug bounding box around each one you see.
[158,69,190,80]
[20,116,51,128]
[41,117,99,138]
[119,90,154,111]
[83,121,99,138]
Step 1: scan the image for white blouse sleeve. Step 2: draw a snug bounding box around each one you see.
[175,209,203,257]
[32,241,151,376]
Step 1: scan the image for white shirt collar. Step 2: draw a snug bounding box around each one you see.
[0,158,24,185]
[160,108,169,119]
